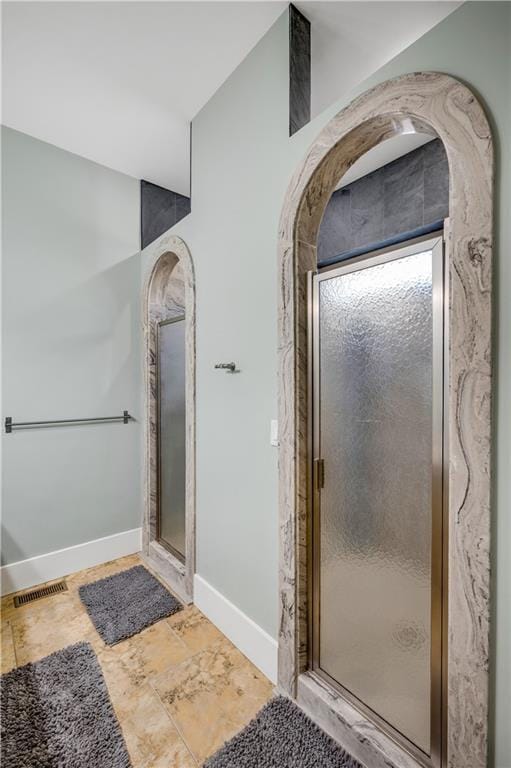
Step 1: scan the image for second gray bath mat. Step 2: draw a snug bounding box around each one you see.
[79,564,182,644]
[204,696,362,768]
[0,642,131,768]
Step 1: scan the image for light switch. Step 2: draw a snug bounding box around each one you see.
[270,419,279,447]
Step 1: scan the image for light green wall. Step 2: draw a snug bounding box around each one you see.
[142,3,510,763]
[143,14,290,638]
[2,127,142,565]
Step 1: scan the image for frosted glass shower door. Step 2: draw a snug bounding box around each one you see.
[312,237,443,761]
[158,316,186,561]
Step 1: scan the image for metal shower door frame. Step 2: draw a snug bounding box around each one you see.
[307,233,446,768]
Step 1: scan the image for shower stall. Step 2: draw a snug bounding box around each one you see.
[143,237,195,604]
[277,72,492,768]
[309,234,445,765]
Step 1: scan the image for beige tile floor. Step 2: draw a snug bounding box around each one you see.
[0,554,273,767]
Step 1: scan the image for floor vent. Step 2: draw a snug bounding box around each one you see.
[14,580,68,607]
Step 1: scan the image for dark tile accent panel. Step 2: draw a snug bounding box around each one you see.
[318,139,449,264]
[383,149,424,238]
[317,188,351,259]
[423,138,449,223]
[351,170,385,247]
[175,192,191,223]
[423,138,447,167]
[141,180,191,250]
[289,4,311,136]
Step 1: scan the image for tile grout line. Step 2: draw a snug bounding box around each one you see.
[11,621,18,667]
[162,616,191,653]
[6,620,18,669]
[147,677,201,767]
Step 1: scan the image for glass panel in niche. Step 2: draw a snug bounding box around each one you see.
[158,317,186,560]
[317,250,434,754]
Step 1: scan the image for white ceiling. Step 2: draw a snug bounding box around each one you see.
[1,1,286,195]
[2,1,459,196]
[301,1,461,119]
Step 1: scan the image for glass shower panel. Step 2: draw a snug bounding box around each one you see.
[158,317,186,561]
[316,249,437,755]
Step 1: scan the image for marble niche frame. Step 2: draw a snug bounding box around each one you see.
[277,73,493,768]
[142,233,196,604]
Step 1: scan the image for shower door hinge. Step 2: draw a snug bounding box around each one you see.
[314,458,325,489]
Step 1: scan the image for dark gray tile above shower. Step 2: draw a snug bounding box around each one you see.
[383,150,424,238]
[351,171,385,247]
[423,137,448,167]
[424,162,450,225]
[317,138,449,265]
[317,188,351,263]
[424,161,449,224]
[141,180,191,250]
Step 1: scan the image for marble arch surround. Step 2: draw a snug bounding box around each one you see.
[277,73,493,768]
[142,234,196,604]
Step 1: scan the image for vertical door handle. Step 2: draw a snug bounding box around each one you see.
[314,458,325,489]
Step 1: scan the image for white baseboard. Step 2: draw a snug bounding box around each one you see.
[0,528,142,596]
[194,574,278,683]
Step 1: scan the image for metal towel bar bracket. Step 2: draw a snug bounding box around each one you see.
[4,411,133,433]
[214,362,238,373]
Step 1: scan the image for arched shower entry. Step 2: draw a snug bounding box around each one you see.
[277,73,493,768]
[142,234,196,603]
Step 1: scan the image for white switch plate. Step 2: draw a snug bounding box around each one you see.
[270,419,279,447]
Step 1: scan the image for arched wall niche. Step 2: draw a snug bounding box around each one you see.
[277,73,493,768]
[142,234,196,603]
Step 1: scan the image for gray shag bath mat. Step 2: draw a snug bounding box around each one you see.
[0,641,131,768]
[79,564,182,645]
[204,696,362,768]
